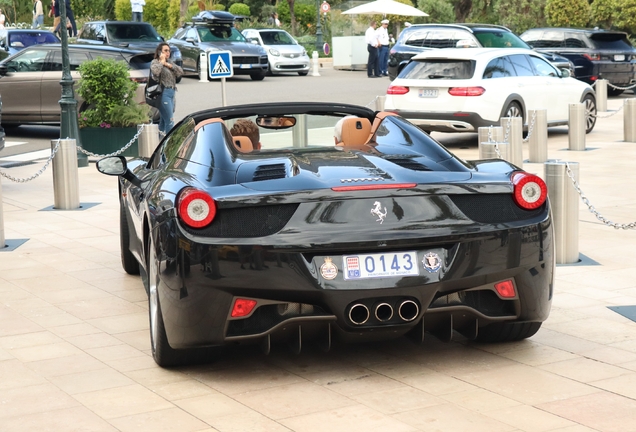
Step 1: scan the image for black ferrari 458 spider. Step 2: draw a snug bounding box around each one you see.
[97,102,554,367]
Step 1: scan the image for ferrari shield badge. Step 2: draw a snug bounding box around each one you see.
[320,257,338,280]
[422,252,442,273]
[370,201,388,224]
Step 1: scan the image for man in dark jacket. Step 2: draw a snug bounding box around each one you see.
[53,0,77,37]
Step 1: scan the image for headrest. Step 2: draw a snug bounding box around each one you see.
[194,117,225,132]
[369,111,399,141]
[339,117,372,147]
[232,136,254,153]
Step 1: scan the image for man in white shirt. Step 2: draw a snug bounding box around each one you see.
[377,19,390,76]
[365,21,380,78]
[131,0,145,22]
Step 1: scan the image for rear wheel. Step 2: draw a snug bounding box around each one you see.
[583,93,597,133]
[503,101,523,120]
[475,321,542,343]
[250,72,265,81]
[120,202,139,275]
[147,235,181,367]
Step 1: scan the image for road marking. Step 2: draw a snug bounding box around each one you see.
[2,141,29,148]
[0,149,50,162]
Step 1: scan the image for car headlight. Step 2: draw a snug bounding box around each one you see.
[269,48,280,57]
[302,49,307,56]
[170,47,182,60]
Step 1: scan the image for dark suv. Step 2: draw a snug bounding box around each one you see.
[77,21,183,80]
[520,27,636,95]
[388,23,572,80]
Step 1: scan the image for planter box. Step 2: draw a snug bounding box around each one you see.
[79,127,138,157]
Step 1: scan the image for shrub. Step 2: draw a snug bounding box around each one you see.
[145,0,170,33]
[114,0,132,20]
[229,3,250,16]
[545,0,590,28]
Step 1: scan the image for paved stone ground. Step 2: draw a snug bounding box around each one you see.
[1,88,635,431]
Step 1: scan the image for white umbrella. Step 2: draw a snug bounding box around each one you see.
[341,0,428,17]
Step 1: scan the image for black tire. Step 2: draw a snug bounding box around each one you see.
[250,72,265,81]
[298,71,308,76]
[147,235,182,367]
[583,93,597,134]
[267,63,274,76]
[120,202,139,275]
[475,321,542,343]
[176,76,182,84]
[608,88,623,97]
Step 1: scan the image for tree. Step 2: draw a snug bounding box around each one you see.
[545,0,589,28]
[495,0,547,33]
[418,0,455,23]
[453,0,472,22]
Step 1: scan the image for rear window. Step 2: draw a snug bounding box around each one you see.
[400,59,476,80]
[107,24,161,42]
[589,33,634,50]
[8,31,59,48]
[128,53,154,70]
[473,30,529,48]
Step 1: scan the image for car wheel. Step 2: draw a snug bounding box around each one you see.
[267,63,274,76]
[608,88,623,97]
[250,72,265,81]
[583,94,597,134]
[298,71,308,76]
[176,76,182,84]
[475,321,542,343]
[120,202,139,275]
[503,101,523,120]
[147,235,181,367]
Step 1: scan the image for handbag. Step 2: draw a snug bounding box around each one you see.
[145,72,163,108]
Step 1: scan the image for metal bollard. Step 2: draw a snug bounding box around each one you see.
[199,51,208,82]
[375,95,386,111]
[568,103,586,151]
[545,160,579,264]
[311,51,321,77]
[500,116,523,167]
[138,124,160,158]
[479,141,510,160]
[478,126,503,148]
[596,79,608,112]
[528,109,548,163]
[52,139,80,210]
[0,177,5,248]
[624,99,636,142]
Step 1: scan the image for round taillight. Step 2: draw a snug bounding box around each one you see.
[512,172,547,210]
[177,188,216,228]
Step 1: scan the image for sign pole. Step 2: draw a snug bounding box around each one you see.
[207,50,233,107]
[221,77,227,107]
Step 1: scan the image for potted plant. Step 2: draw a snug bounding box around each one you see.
[77,57,151,156]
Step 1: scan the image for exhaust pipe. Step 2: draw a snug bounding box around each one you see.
[398,300,419,322]
[374,303,393,322]
[349,304,370,325]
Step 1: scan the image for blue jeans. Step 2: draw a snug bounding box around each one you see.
[132,12,143,22]
[158,87,175,134]
[379,45,389,75]
[32,15,43,29]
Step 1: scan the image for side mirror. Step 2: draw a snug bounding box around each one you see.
[186,37,196,44]
[96,35,105,42]
[96,156,142,187]
[560,68,571,78]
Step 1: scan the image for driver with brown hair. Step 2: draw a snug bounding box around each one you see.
[230,118,261,150]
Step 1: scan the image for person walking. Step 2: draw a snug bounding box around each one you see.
[53,0,77,37]
[365,20,380,78]
[150,42,183,134]
[131,0,145,22]
[377,19,390,76]
[0,8,6,29]
[32,0,44,29]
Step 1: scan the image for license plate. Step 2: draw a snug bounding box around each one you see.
[419,89,438,98]
[343,252,419,280]
[614,54,625,61]
[240,64,252,69]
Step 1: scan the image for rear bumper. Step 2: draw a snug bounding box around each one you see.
[387,110,497,132]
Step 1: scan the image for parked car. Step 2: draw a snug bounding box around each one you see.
[388,24,573,81]
[169,11,268,80]
[520,27,636,96]
[96,101,554,366]
[76,20,183,82]
[385,48,597,134]
[0,29,59,61]
[0,44,153,125]
[241,28,309,76]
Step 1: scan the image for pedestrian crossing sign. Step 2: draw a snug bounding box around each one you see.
[208,51,233,79]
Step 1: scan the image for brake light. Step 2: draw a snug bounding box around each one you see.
[590,76,598,81]
[448,87,485,96]
[177,188,216,228]
[231,298,257,317]
[511,172,547,210]
[494,280,516,298]
[583,53,601,61]
[332,183,416,191]
[387,85,409,95]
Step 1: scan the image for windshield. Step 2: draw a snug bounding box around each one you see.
[473,30,529,48]
[401,59,476,80]
[107,24,162,42]
[259,31,295,45]
[198,26,246,42]
[8,31,59,48]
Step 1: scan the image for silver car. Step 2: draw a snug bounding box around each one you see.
[242,28,310,76]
